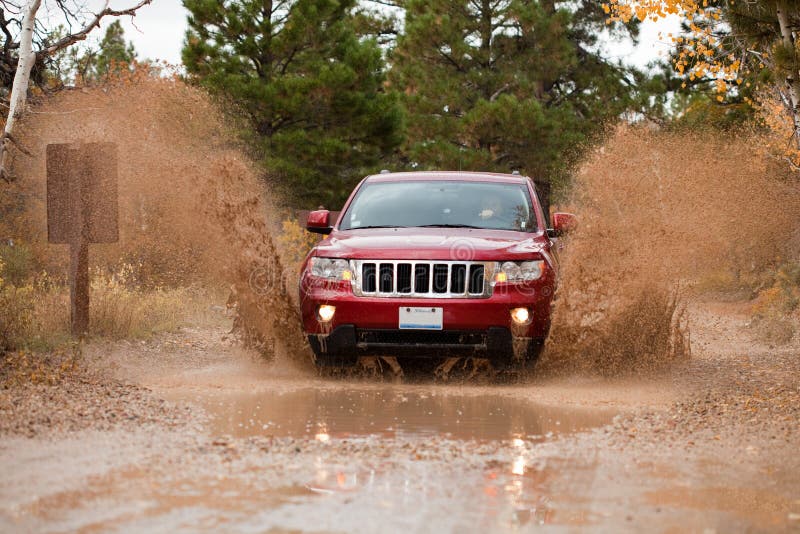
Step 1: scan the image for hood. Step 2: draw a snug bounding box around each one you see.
[312,227,548,261]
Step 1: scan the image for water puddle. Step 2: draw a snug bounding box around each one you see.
[187,386,616,441]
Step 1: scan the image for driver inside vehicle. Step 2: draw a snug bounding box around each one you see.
[478,196,501,221]
[477,192,535,231]
[477,195,514,228]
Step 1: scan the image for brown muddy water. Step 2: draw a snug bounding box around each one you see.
[148,382,623,532]
[182,387,617,442]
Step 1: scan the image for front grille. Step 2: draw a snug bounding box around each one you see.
[351,260,493,298]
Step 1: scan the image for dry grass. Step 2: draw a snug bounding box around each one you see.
[0,263,221,352]
[88,265,213,339]
[0,283,36,353]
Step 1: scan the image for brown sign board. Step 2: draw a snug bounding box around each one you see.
[47,143,119,244]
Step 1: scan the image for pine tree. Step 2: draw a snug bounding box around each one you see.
[182,0,404,208]
[95,21,137,77]
[390,0,641,214]
[67,21,137,82]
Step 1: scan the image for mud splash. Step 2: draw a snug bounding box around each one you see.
[8,77,800,378]
[8,74,308,364]
[543,127,800,375]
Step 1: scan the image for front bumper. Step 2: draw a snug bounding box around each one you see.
[299,276,554,358]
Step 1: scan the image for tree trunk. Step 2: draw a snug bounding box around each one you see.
[0,0,41,181]
[776,0,800,150]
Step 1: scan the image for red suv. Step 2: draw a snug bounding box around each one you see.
[299,171,575,369]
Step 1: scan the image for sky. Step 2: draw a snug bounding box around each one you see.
[47,1,681,71]
[100,0,188,65]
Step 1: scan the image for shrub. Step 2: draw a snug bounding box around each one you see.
[750,261,800,345]
[0,261,36,352]
[0,242,35,285]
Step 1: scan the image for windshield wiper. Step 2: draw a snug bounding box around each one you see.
[417,224,484,229]
[352,225,408,229]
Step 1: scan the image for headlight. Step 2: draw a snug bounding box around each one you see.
[495,260,545,283]
[309,258,353,281]
[519,261,544,280]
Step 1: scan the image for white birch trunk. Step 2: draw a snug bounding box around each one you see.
[776,0,800,150]
[0,0,149,181]
[0,0,42,180]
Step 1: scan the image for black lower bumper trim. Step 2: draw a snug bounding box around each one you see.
[307,325,526,360]
[308,325,356,357]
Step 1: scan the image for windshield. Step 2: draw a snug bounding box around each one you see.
[339,180,537,232]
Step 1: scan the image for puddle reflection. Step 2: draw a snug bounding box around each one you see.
[182,387,614,527]
[195,387,616,442]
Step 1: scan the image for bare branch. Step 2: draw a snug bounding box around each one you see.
[489,82,509,102]
[0,10,17,55]
[37,0,152,58]
[54,0,79,34]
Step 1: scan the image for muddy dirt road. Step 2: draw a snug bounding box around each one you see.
[1,299,799,533]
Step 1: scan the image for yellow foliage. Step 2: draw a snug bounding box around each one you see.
[604,1,740,95]
[276,218,319,273]
[750,272,798,345]
[754,92,800,167]
[751,261,800,322]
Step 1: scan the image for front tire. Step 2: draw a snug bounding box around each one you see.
[308,335,358,368]
[493,338,544,371]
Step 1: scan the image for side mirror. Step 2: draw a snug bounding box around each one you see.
[548,212,577,238]
[306,210,333,235]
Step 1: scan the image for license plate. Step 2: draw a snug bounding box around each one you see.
[399,307,443,330]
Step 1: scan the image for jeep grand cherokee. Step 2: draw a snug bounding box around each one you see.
[298,171,575,369]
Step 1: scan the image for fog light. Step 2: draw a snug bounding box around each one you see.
[318,304,336,322]
[510,307,530,325]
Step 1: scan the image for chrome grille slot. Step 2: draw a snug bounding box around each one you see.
[362,264,376,292]
[379,263,393,292]
[415,264,429,293]
[352,260,493,299]
[468,264,485,293]
[433,264,448,293]
[397,263,412,293]
[451,264,466,293]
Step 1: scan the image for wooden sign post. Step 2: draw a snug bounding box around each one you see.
[46,143,119,336]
